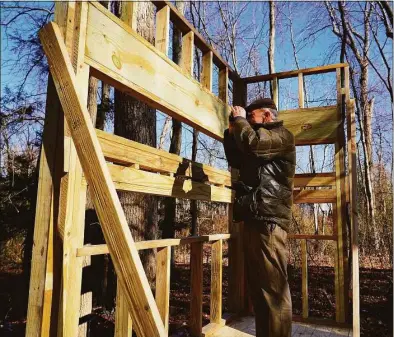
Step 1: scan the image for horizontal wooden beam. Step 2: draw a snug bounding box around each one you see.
[280,106,340,145]
[86,164,234,203]
[243,63,349,83]
[77,234,233,257]
[97,129,232,186]
[151,1,238,81]
[293,188,336,204]
[86,3,229,140]
[294,173,336,187]
[288,234,337,241]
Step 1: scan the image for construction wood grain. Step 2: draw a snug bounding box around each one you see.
[39,22,165,337]
[293,189,336,204]
[96,129,232,186]
[115,280,133,337]
[280,106,340,145]
[294,173,336,187]
[85,3,229,140]
[155,5,170,55]
[201,51,213,91]
[190,242,204,337]
[301,240,309,319]
[218,68,229,103]
[155,247,171,335]
[210,239,223,324]
[100,163,234,203]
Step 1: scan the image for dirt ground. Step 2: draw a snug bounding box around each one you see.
[0,263,392,337]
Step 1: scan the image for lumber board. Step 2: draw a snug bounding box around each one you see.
[280,106,340,145]
[181,30,194,75]
[39,22,165,337]
[76,234,233,257]
[190,242,204,337]
[293,188,336,204]
[243,63,349,83]
[96,129,232,186]
[85,3,229,140]
[347,99,360,337]
[155,5,170,55]
[115,281,133,337]
[301,240,309,319]
[58,4,91,337]
[155,247,171,335]
[151,1,239,81]
[294,173,336,187]
[210,239,223,324]
[288,234,337,241]
[120,1,137,30]
[218,68,229,103]
[202,51,213,91]
[96,163,234,203]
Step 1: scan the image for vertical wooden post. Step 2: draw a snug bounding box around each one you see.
[155,5,170,55]
[115,280,133,337]
[228,79,247,314]
[301,240,308,319]
[78,256,92,337]
[335,68,347,323]
[120,1,138,30]
[189,242,203,337]
[210,239,223,324]
[347,98,360,336]
[218,67,229,103]
[201,51,213,91]
[155,247,171,335]
[298,73,304,108]
[181,31,194,75]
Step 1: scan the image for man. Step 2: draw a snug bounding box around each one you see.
[223,98,295,337]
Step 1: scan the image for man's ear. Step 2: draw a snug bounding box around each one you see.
[263,110,271,121]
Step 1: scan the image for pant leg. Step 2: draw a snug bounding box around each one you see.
[243,222,292,337]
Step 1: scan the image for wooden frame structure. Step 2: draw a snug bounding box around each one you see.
[25,2,359,337]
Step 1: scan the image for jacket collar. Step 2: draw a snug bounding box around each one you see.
[253,120,283,130]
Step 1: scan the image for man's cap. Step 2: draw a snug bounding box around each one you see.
[245,98,277,113]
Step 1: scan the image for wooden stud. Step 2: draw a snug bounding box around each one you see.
[301,240,308,319]
[120,1,137,30]
[335,68,347,323]
[181,31,194,75]
[189,242,203,337]
[293,188,336,204]
[210,239,223,324]
[201,51,213,91]
[219,68,229,103]
[79,256,92,337]
[155,5,170,55]
[115,280,133,337]
[298,73,304,108]
[347,99,360,337]
[155,247,171,335]
[39,22,165,337]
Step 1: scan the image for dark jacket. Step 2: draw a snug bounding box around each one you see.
[223,117,296,231]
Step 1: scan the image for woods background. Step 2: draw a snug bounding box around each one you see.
[0,1,392,336]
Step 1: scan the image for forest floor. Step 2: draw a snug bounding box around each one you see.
[0,263,392,337]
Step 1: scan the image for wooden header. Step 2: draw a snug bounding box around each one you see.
[243,63,349,83]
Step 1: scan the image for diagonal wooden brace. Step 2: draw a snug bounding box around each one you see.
[39,22,165,337]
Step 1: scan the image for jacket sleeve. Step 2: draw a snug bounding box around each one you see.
[223,128,242,169]
[232,117,283,158]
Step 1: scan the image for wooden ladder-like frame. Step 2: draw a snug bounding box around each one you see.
[25,2,359,337]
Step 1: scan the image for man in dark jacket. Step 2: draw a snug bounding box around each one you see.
[223,98,295,337]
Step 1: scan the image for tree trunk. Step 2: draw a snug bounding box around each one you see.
[268,0,275,99]
[113,1,157,286]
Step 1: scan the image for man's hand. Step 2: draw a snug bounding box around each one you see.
[231,105,246,119]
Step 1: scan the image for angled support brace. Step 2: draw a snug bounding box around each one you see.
[39,22,165,337]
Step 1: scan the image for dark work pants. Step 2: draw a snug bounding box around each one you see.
[243,222,292,337]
